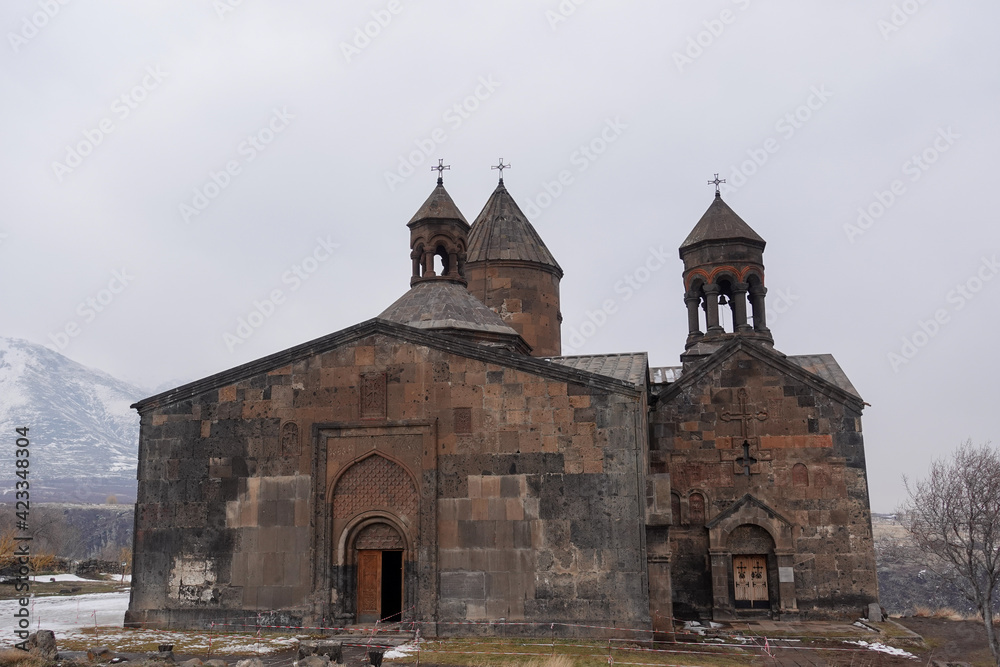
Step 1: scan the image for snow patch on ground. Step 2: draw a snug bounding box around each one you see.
[0,592,129,637]
[844,640,917,659]
[384,642,416,660]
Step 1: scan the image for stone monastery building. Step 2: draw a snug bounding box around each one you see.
[126,169,880,633]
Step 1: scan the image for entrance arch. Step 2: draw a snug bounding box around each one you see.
[330,453,419,624]
[706,494,798,620]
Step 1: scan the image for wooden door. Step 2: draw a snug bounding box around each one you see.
[734,555,768,606]
[357,550,381,622]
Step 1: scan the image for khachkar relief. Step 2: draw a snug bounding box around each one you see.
[360,373,387,420]
[719,388,771,477]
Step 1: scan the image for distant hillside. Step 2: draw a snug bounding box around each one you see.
[0,337,142,502]
[873,513,998,615]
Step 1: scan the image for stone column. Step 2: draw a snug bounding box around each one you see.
[704,284,724,335]
[710,548,734,621]
[774,550,799,617]
[424,252,436,277]
[448,252,458,277]
[685,292,703,345]
[749,285,769,333]
[732,282,753,334]
[411,251,421,278]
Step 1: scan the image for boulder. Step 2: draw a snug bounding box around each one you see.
[206,660,228,667]
[297,656,329,667]
[27,630,58,661]
[235,659,265,667]
[178,660,203,667]
[316,641,343,664]
[87,647,113,662]
[867,602,884,622]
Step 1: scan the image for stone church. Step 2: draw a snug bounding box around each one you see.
[126,168,879,633]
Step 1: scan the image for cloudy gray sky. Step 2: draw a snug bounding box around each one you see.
[2,1,997,511]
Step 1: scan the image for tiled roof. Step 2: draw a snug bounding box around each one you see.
[649,366,683,384]
[547,353,648,387]
[788,354,861,399]
[407,183,469,226]
[466,183,561,273]
[378,281,520,337]
[680,194,765,250]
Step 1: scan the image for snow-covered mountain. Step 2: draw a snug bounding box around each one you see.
[0,337,143,502]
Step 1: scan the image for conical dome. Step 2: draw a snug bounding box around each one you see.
[465,181,563,357]
[467,183,561,274]
[680,193,765,251]
[408,183,469,227]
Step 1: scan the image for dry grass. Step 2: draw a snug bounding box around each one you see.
[0,649,47,667]
[392,637,754,667]
[912,606,977,621]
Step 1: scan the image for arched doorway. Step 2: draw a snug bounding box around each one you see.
[354,522,405,623]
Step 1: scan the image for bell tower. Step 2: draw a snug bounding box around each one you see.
[408,160,470,287]
[679,179,773,364]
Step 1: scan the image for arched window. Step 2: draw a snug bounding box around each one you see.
[689,492,706,525]
[671,492,681,525]
[792,463,809,487]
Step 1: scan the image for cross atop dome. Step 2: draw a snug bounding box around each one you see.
[491,158,510,185]
[431,159,450,185]
[708,173,726,197]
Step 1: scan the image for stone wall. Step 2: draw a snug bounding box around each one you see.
[649,343,878,620]
[127,324,649,633]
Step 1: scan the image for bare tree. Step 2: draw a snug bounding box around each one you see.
[900,440,1000,665]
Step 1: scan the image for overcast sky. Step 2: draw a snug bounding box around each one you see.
[2,1,997,511]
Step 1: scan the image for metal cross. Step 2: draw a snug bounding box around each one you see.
[721,388,768,440]
[492,158,511,184]
[708,173,726,195]
[735,440,759,477]
[431,159,450,185]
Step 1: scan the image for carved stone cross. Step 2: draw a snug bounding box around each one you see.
[721,388,767,477]
[735,440,758,477]
[721,388,768,439]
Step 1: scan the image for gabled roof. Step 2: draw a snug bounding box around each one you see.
[706,493,792,530]
[656,337,865,411]
[680,194,765,251]
[378,281,521,338]
[407,183,469,227]
[548,353,648,387]
[466,183,562,275]
[132,319,643,413]
[787,354,861,399]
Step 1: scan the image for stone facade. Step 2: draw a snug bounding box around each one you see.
[126,180,879,633]
[126,324,649,632]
